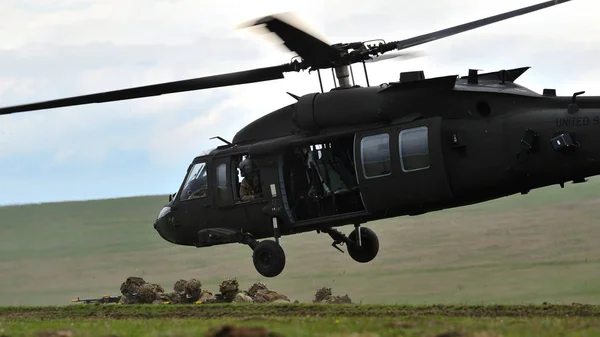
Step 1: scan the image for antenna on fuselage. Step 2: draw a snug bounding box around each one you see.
[210,136,232,145]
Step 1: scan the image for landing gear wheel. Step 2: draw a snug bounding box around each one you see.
[347,227,379,263]
[252,240,286,277]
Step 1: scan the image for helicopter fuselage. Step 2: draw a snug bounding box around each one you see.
[153,68,600,249]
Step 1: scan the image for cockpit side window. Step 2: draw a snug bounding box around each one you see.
[180,162,208,201]
[215,162,228,203]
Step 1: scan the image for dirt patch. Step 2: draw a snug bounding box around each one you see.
[36,331,74,337]
[208,325,283,337]
[2,304,600,320]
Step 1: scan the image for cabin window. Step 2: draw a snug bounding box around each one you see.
[216,162,228,202]
[399,126,430,172]
[180,162,208,201]
[360,133,391,179]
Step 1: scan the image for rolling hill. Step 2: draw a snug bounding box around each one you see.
[2,178,600,306]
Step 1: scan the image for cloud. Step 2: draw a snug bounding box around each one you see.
[0,0,598,205]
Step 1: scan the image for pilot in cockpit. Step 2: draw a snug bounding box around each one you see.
[238,156,263,201]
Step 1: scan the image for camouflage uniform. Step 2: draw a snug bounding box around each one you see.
[171,279,202,303]
[119,277,146,304]
[198,290,217,303]
[240,175,262,201]
[118,277,166,304]
[233,293,254,303]
[246,282,289,303]
[219,278,240,302]
[313,287,351,304]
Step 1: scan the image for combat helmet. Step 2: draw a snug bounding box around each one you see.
[238,156,256,177]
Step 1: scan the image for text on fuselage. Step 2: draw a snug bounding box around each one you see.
[556,116,600,128]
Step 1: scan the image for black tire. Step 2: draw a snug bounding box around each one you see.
[252,240,286,277]
[347,227,379,263]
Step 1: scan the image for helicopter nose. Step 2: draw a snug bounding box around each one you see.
[154,206,176,244]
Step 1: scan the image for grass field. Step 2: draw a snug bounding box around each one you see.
[3,304,600,336]
[2,177,600,308]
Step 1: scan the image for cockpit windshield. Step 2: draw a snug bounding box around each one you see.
[180,162,208,201]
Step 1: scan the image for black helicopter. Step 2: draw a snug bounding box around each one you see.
[1,0,593,278]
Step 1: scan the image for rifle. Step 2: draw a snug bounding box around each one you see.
[71,295,122,304]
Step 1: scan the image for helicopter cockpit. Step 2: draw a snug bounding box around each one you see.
[180,162,208,200]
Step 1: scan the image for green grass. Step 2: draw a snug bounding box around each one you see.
[3,304,600,336]
[7,316,600,337]
[4,303,600,318]
[2,178,600,307]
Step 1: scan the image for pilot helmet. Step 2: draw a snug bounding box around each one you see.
[238,156,255,177]
[184,173,207,196]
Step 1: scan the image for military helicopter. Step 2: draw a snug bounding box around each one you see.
[0,0,592,278]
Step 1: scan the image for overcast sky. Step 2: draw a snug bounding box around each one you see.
[0,0,597,206]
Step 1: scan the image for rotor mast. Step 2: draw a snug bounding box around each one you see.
[334,65,353,89]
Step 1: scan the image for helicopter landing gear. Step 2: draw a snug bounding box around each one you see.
[196,228,286,277]
[321,224,379,263]
[238,230,286,278]
[347,226,379,263]
[252,239,286,278]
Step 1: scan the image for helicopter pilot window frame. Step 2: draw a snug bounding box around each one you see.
[399,126,430,172]
[360,133,392,179]
[180,161,209,201]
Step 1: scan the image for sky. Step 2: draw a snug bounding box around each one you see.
[0,0,598,206]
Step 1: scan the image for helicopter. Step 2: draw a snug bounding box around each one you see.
[0,0,594,278]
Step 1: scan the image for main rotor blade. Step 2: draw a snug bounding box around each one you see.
[0,64,292,115]
[383,0,572,53]
[364,51,426,63]
[247,13,342,68]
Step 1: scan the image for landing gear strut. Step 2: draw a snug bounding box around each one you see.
[321,224,379,263]
[196,227,286,278]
